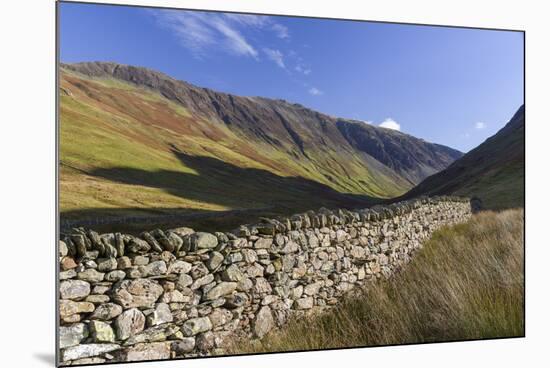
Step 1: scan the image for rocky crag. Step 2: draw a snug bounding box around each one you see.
[58,196,471,365]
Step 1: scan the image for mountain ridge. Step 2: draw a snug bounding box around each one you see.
[61,61,463,187]
[59,61,464,226]
[400,105,524,210]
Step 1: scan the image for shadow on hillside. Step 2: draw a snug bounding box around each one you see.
[62,148,381,232]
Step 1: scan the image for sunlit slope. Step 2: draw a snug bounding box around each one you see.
[60,69,385,219]
[60,62,462,220]
[402,105,524,210]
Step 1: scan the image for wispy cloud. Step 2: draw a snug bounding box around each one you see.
[379,118,401,131]
[475,121,486,129]
[263,48,285,69]
[152,10,260,59]
[308,87,323,96]
[151,10,291,61]
[295,65,311,75]
[272,23,289,39]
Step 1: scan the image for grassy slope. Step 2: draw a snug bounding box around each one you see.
[402,106,524,210]
[60,69,404,222]
[234,209,524,352]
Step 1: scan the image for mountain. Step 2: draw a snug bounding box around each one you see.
[59,61,462,226]
[401,105,524,210]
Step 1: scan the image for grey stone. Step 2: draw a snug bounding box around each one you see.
[181,317,213,336]
[167,260,192,274]
[91,303,123,320]
[206,251,224,270]
[124,324,179,345]
[139,260,167,277]
[97,258,118,272]
[115,308,146,340]
[112,279,164,309]
[221,264,244,282]
[253,306,274,338]
[61,343,120,362]
[105,270,126,282]
[90,320,116,343]
[59,323,89,348]
[147,303,173,327]
[60,280,91,300]
[294,297,314,309]
[204,282,237,300]
[195,331,216,352]
[171,337,195,355]
[190,232,218,250]
[254,237,273,249]
[77,269,105,283]
[176,273,193,289]
[59,300,95,318]
[119,342,171,362]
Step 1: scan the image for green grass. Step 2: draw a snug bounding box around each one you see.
[60,69,410,224]
[232,209,524,352]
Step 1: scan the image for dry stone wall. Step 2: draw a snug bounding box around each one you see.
[58,196,471,365]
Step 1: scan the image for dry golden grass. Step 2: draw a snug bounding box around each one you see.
[234,209,524,353]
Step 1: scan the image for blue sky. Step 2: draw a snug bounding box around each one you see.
[59,2,524,152]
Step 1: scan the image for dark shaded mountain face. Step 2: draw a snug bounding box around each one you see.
[401,105,525,210]
[59,61,463,225]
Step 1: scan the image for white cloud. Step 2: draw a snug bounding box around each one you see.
[263,48,285,69]
[379,118,401,131]
[295,65,311,75]
[308,87,323,96]
[361,120,373,125]
[151,10,293,62]
[475,121,486,129]
[152,10,258,58]
[272,23,289,39]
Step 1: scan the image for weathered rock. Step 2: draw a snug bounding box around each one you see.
[221,264,244,282]
[167,260,192,274]
[85,294,110,304]
[181,317,212,336]
[104,270,125,282]
[90,320,116,343]
[187,232,218,250]
[97,258,118,272]
[206,251,224,270]
[60,270,77,280]
[253,306,274,338]
[61,343,120,362]
[171,337,195,355]
[112,279,164,309]
[254,237,273,249]
[147,303,173,327]
[176,273,193,289]
[59,300,95,318]
[204,282,237,301]
[59,323,89,348]
[115,308,146,340]
[60,280,91,300]
[208,308,232,327]
[119,342,171,362]
[59,240,69,257]
[294,297,314,309]
[124,324,179,345]
[77,269,105,283]
[91,303,123,320]
[195,331,216,352]
[139,260,167,277]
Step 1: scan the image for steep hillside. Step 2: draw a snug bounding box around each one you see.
[402,105,524,210]
[59,61,462,225]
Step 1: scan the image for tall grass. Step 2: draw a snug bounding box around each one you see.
[234,209,524,353]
